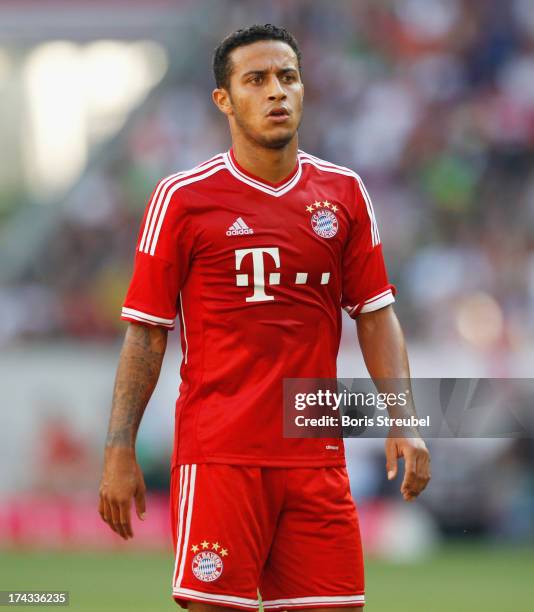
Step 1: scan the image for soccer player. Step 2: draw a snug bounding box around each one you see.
[99,24,431,611]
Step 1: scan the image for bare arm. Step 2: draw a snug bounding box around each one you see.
[98,322,168,539]
[356,305,431,501]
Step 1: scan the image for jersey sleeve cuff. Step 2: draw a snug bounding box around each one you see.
[120,306,176,329]
[344,286,396,318]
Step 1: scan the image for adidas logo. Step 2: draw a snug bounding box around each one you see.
[226,217,254,236]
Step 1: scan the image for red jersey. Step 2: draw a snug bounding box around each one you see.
[121,148,396,467]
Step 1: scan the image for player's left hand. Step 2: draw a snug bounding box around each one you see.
[385,433,431,501]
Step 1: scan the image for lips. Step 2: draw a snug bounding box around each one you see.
[267,107,290,124]
[268,107,290,117]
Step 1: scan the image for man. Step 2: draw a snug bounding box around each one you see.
[99,24,430,611]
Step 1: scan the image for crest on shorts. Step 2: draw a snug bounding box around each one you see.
[190,541,228,582]
[305,200,339,239]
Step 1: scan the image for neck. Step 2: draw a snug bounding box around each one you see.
[231,134,299,184]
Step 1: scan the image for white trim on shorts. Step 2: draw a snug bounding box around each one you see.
[173,586,260,610]
[262,593,365,608]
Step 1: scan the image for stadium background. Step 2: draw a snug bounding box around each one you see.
[0,0,533,610]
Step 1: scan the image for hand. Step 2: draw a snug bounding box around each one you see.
[385,432,431,501]
[98,448,147,540]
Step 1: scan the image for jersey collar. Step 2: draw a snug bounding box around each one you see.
[224,148,302,197]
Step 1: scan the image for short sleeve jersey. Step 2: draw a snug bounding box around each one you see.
[121,149,396,467]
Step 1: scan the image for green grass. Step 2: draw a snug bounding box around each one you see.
[1,544,533,611]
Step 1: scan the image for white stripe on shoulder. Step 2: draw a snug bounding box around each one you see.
[298,150,356,174]
[299,151,380,247]
[147,162,226,256]
[355,174,380,247]
[139,154,225,254]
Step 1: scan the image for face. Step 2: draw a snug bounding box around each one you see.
[213,40,304,150]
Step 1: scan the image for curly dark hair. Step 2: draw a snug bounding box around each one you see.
[213,24,302,90]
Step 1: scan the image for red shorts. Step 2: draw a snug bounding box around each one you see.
[170,464,365,611]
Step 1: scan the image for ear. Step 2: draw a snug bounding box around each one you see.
[212,87,233,117]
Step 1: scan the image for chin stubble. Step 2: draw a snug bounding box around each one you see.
[232,104,301,151]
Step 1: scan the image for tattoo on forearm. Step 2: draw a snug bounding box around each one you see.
[105,325,167,448]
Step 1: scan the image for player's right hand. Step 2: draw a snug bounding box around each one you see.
[98,447,147,540]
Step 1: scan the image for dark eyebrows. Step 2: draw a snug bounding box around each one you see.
[241,66,299,79]
[241,70,265,79]
[280,66,297,74]
[280,67,298,75]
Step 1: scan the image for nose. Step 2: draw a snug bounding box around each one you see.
[267,76,287,101]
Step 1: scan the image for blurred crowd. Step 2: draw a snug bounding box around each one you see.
[346,437,534,543]
[1,0,534,547]
[1,0,534,366]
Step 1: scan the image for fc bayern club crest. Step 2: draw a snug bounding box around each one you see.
[307,200,339,239]
[190,541,228,582]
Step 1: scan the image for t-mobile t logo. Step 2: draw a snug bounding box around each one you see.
[235,247,280,302]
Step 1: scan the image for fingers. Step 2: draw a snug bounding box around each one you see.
[417,450,432,490]
[99,489,134,540]
[119,500,133,539]
[401,445,431,502]
[100,496,122,537]
[401,453,418,501]
[385,439,398,480]
[135,463,147,521]
[98,463,146,540]
[135,486,147,521]
[110,499,129,540]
